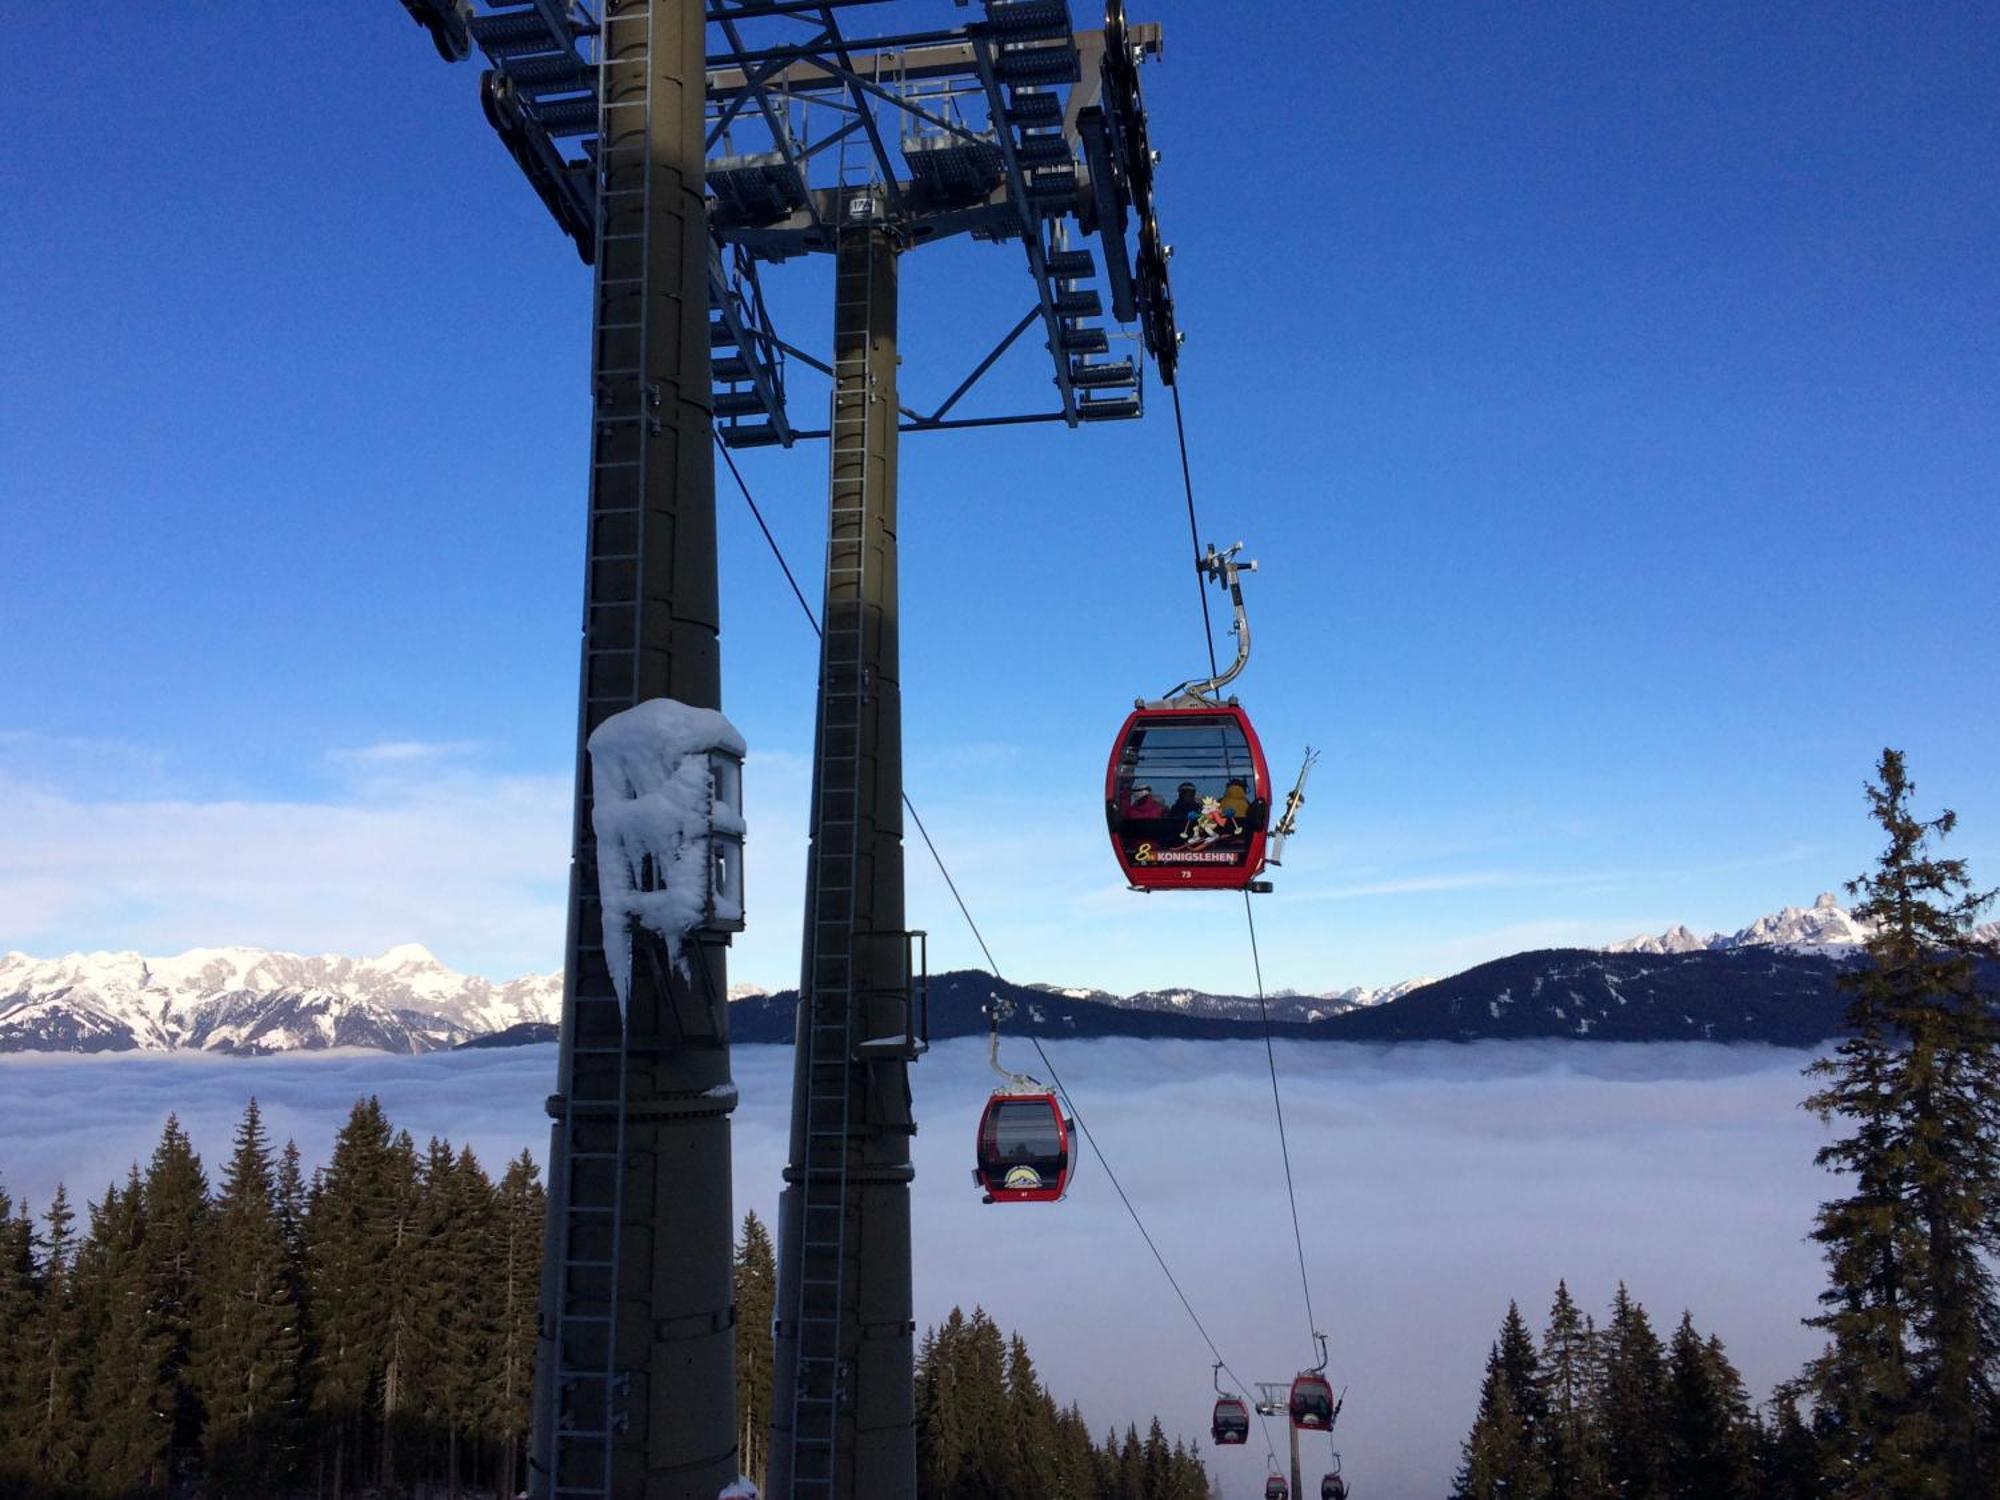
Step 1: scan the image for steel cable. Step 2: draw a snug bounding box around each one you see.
[720,434,1275,1451]
[1164,396,1325,1372]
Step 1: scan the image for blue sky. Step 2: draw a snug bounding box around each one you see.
[3,2,1995,993]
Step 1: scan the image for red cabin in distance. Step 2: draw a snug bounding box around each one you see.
[1105,704,1271,891]
[974,1091,1072,1203]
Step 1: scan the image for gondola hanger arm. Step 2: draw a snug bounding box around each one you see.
[1155,541,1258,707]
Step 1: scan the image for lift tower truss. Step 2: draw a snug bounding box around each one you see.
[386,3,1179,1496]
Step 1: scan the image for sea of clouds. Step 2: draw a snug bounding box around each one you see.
[0,1037,1832,1499]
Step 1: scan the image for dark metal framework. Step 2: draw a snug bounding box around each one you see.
[401,0,1179,446]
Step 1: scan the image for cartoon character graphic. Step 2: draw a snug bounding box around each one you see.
[1179,796,1241,849]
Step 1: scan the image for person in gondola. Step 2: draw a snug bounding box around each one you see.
[1125,783,1166,819]
[1168,781,1202,824]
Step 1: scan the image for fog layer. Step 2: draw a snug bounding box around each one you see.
[0,1038,1830,1498]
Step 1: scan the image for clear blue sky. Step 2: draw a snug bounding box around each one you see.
[3,2,1995,993]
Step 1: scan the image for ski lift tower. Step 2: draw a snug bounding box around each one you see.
[385,1,1178,1496]
[1254,1383,1305,1500]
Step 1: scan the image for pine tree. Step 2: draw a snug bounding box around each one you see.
[1801,748,1998,1497]
[1005,1334,1060,1498]
[917,1309,970,1499]
[24,1186,88,1491]
[273,1139,315,1455]
[74,1169,172,1497]
[140,1115,209,1468]
[376,1127,421,1489]
[492,1150,544,1500]
[1537,1281,1604,1499]
[1598,1284,1666,1500]
[1760,1385,1829,1500]
[1452,1312,1549,1500]
[190,1099,304,1497]
[307,1096,401,1496]
[1117,1421,1145,1500]
[958,1308,1011,1498]
[409,1137,493,1494]
[734,1209,776,1492]
[1052,1401,1099,1500]
[1661,1312,1754,1500]
[0,1180,40,1495]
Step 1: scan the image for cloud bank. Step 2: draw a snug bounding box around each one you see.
[0,1038,1831,1498]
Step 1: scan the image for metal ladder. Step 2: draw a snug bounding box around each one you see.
[787,229,880,1496]
[540,3,653,1495]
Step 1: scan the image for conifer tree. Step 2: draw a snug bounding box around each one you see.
[734,1209,776,1492]
[23,1185,88,1491]
[375,1127,421,1489]
[1760,1385,1829,1500]
[190,1098,304,1496]
[140,1115,209,1467]
[958,1308,1011,1497]
[1661,1311,1754,1500]
[1801,748,1998,1497]
[1118,1421,1145,1500]
[411,1137,493,1493]
[307,1095,400,1495]
[1598,1284,1667,1500]
[1052,1401,1099,1499]
[74,1169,171,1497]
[493,1149,544,1499]
[1006,1334,1060,1498]
[1141,1415,1171,1499]
[0,1180,40,1495]
[916,1309,970,1498]
[1452,1310,1549,1500]
[1537,1280,1604,1499]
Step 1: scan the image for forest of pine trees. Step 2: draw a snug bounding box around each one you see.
[914,1307,1209,1500]
[731,1218,1209,1499]
[1450,1283,1776,1500]
[0,1097,545,1500]
[1451,748,2000,1500]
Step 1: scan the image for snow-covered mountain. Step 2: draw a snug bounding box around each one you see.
[1608,891,2000,959]
[0,945,561,1056]
[1610,893,1866,957]
[1320,976,1437,1010]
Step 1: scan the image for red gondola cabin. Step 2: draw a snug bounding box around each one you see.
[1105,705,1272,891]
[1321,1473,1349,1500]
[974,1091,1071,1203]
[1290,1372,1335,1429]
[1210,1396,1250,1446]
[1265,1477,1290,1500]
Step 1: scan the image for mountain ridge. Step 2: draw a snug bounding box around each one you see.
[6,895,1993,1055]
